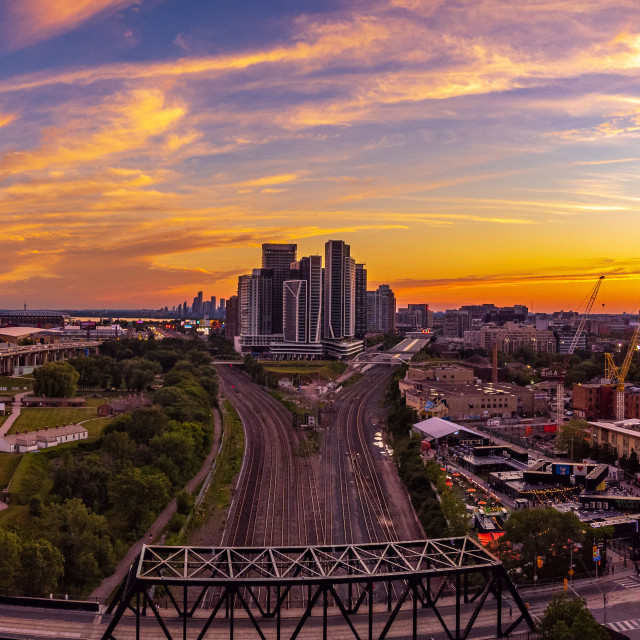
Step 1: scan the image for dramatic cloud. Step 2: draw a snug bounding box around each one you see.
[1,0,640,309]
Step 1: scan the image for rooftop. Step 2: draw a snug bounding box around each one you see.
[413,417,485,440]
[0,327,45,337]
[3,423,87,445]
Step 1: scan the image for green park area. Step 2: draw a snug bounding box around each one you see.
[5,394,131,437]
[0,339,220,599]
[8,407,98,435]
[260,360,347,384]
[0,376,33,396]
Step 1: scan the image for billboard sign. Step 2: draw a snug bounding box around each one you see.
[554,464,571,476]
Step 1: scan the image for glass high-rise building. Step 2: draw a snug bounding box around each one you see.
[262,243,297,334]
[284,255,323,343]
[323,240,355,340]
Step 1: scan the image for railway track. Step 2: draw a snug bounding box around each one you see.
[218,366,326,547]
[201,363,422,611]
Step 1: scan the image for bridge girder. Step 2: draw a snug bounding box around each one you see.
[102,538,534,640]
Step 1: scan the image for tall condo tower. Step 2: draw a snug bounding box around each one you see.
[262,243,297,335]
[323,240,355,340]
[238,269,273,336]
[284,255,323,343]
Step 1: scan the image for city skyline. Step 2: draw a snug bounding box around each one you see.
[2,1,640,312]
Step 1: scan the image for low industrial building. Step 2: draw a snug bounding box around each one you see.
[403,380,519,420]
[21,396,86,408]
[0,311,67,328]
[0,424,88,453]
[588,419,640,460]
[412,417,488,447]
[0,327,45,344]
[97,394,150,416]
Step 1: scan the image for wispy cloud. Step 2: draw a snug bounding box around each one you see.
[0,0,142,52]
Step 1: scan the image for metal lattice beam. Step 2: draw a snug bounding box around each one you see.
[137,538,496,584]
[102,537,535,640]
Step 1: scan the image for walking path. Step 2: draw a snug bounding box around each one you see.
[0,392,31,437]
[89,407,222,604]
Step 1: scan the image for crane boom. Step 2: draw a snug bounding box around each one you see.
[604,315,640,421]
[560,275,605,375]
[556,275,604,429]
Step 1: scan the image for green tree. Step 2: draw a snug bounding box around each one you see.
[176,491,194,516]
[122,358,161,391]
[19,539,64,597]
[156,380,211,423]
[33,362,79,397]
[0,528,22,592]
[628,449,639,476]
[103,408,168,445]
[540,593,608,640]
[27,499,115,593]
[150,429,197,484]
[498,507,585,580]
[556,418,591,460]
[109,467,171,534]
[100,430,137,466]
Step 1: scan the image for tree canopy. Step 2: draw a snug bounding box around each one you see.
[540,594,608,640]
[33,362,79,397]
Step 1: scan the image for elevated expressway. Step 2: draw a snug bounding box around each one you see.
[0,341,100,374]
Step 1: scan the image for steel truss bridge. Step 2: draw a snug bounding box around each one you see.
[102,537,534,640]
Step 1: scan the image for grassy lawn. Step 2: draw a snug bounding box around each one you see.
[8,453,52,504]
[82,416,114,438]
[0,376,33,389]
[8,406,98,434]
[263,360,347,383]
[0,453,52,528]
[0,376,33,397]
[81,391,151,407]
[0,453,21,489]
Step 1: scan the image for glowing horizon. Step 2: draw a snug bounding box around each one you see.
[2,0,640,314]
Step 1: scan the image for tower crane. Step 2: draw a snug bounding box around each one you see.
[555,275,604,428]
[604,317,640,421]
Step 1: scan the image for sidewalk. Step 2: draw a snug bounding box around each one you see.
[89,407,222,603]
[0,391,31,436]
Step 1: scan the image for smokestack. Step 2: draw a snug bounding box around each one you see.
[492,342,498,385]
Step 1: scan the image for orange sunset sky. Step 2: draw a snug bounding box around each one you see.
[1,0,640,312]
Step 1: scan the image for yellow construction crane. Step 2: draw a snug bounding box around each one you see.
[604,317,640,421]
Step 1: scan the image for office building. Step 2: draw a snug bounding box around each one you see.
[225,296,239,339]
[464,323,557,354]
[443,310,471,338]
